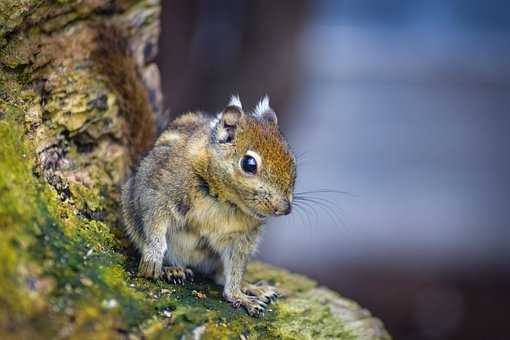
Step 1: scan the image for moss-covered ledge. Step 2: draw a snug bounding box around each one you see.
[0,0,390,338]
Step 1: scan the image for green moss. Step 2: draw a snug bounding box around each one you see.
[0,29,36,67]
[68,181,105,213]
[270,295,353,340]
[0,115,35,312]
[245,261,317,293]
[0,0,42,41]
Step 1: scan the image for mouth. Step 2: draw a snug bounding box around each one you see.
[245,205,267,220]
[253,212,267,220]
[226,198,267,220]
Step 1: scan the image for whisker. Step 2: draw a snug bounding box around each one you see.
[292,204,309,229]
[293,199,325,227]
[292,201,315,228]
[302,196,342,219]
[294,151,310,166]
[294,198,337,227]
[294,196,344,228]
[296,200,321,229]
[295,194,341,210]
[294,150,308,161]
[295,189,354,197]
[288,202,305,227]
[294,199,321,226]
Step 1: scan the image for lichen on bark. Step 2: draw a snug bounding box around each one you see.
[0,1,390,339]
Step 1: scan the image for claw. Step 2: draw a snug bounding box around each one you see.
[185,268,194,281]
[250,305,265,317]
[163,266,193,285]
[242,282,279,306]
[224,292,269,317]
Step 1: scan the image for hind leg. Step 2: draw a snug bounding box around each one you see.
[137,217,170,279]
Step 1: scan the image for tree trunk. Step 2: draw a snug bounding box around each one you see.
[0,1,390,338]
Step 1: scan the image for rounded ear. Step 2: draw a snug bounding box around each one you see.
[215,96,244,143]
[253,95,278,125]
[222,106,242,127]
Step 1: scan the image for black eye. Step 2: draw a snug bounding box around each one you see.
[240,155,257,175]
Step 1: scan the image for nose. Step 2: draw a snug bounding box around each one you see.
[274,199,292,216]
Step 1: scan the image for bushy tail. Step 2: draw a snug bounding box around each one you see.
[120,176,144,252]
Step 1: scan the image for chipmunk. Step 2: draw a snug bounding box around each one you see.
[121,95,296,316]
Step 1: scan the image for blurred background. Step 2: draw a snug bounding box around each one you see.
[156,1,510,339]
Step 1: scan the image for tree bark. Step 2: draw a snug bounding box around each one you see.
[0,1,390,338]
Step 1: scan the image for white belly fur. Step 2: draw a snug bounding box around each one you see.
[164,194,260,274]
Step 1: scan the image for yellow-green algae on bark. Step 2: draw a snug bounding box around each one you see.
[0,0,391,338]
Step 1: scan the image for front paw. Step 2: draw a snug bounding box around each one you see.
[243,281,279,304]
[138,259,162,279]
[162,266,194,285]
[224,291,267,317]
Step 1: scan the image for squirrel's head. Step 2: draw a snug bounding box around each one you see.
[208,95,296,220]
